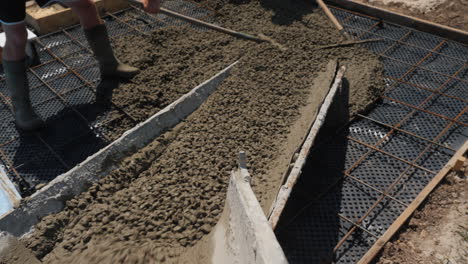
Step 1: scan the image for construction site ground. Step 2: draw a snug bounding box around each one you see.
[377,162,468,264]
[18,1,384,263]
[354,0,468,31]
[0,0,466,263]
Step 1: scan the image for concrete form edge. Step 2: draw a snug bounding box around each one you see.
[212,166,288,264]
[0,61,239,237]
[268,65,346,229]
[325,0,468,44]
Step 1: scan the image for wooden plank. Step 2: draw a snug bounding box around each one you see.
[358,140,468,264]
[325,0,468,44]
[25,0,129,35]
[453,156,466,172]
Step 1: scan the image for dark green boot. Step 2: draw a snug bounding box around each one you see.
[3,59,44,131]
[84,24,139,79]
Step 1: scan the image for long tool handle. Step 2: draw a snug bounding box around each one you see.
[127,0,263,42]
[316,0,351,39]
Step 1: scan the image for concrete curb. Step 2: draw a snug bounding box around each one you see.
[211,154,288,264]
[0,61,238,237]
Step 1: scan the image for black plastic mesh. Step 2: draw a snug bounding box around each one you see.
[0,2,215,193]
[278,6,468,264]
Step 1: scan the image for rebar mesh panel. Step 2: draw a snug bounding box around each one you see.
[437,41,468,61]
[47,73,86,95]
[58,132,108,165]
[0,120,18,146]
[103,16,135,38]
[113,8,166,33]
[0,72,42,101]
[390,168,431,204]
[366,101,412,126]
[278,6,468,264]
[361,197,405,237]
[420,53,464,76]
[61,50,95,69]
[350,148,408,191]
[1,136,50,169]
[403,31,443,50]
[61,86,95,107]
[330,7,352,22]
[347,120,389,146]
[34,42,56,63]
[422,94,466,119]
[29,85,56,106]
[380,58,413,79]
[0,1,215,192]
[384,43,429,65]
[0,102,13,124]
[361,38,394,55]
[402,67,451,91]
[32,61,69,81]
[38,112,92,152]
[379,132,430,163]
[370,23,410,41]
[64,26,89,48]
[276,182,358,264]
[384,82,432,107]
[162,0,213,19]
[438,125,468,150]
[39,32,84,59]
[76,65,101,85]
[35,98,67,121]
[398,108,451,141]
[14,156,68,186]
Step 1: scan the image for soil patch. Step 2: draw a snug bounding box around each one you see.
[22,0,384,263]
[377,161,468,264]
[355,0,468,31]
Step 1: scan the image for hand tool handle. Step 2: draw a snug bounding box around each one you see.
[127,0,263,42]
[316,0,352,39]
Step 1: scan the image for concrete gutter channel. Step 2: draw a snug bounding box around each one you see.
[0,52,346,262]
[0,61,238,236]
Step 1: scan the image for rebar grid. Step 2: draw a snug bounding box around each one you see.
[277,6,467,263]
[0,0,215,192]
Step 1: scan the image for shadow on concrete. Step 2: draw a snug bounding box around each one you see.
[10,78,121,195]
[259,0,318,26]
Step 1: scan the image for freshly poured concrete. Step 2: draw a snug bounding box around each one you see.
[0,61,238,237]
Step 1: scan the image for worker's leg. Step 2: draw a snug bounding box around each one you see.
[66,0,139,78]
[1,0,44,131]
[2,23,27,61]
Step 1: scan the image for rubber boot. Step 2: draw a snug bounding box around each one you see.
[3,59,44,131]
[84,24,139,79]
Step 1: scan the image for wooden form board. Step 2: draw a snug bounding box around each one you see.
[25,0,130,35]
[325,0,468,44]
[358,140,468,264]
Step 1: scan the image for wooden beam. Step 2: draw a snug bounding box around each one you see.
[358,140,468,264]
[325,0,468,44]
[25,0,129,35]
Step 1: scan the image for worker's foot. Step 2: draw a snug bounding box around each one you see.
[3,59,44,131]
[84,24,140,79]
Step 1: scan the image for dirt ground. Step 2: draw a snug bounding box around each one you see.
[377,161,468,264]
[355,0,468,31]
[20,0,384,263]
